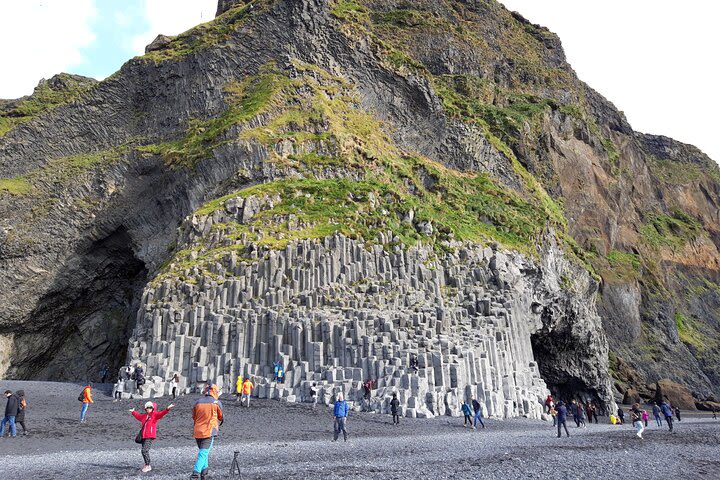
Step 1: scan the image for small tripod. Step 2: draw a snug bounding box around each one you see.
[229,450,243,479]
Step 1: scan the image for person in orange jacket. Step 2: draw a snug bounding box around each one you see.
[80,384,93,423]
[130,401,174,473]
[191,383,223,479]
[241,378,254,407]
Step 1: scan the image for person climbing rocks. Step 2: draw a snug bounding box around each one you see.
[333,392,349,442]
[641,408,649,427]
[652,402,663,427]
[461,399,473,428]
[390,393,400,426]
[471,396,485,429]
[409,354,419,373]
[1,390,19,437]
[674,406,682,422]
[556,401,569,437]
[616,407,625,425]
[80,384,93,423]
[277,365,285,384]
[630,403,644,439]
[235,375,243,402]
[130,401,174,473]
[660,401,674,432]
[545,394,554,414]
[241,377,254,407]
[15,390,27,436]
[133,364,146,397]
[100,364,109,384]
[171,373,180,400]
[191,383,223,480]
[273,361,281,382]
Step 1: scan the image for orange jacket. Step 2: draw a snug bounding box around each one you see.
[83,386,93,403]
[242,379,254,395]
[192,395,223,439]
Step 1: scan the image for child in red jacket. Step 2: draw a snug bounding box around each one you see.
[130,401,174,473]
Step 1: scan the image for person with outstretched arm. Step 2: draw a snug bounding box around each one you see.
[333,392,349,442]
[191,383,223,479]
[130,401,174,473]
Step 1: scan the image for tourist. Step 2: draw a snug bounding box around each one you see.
[660,401,674,432]
[571,400,581,427]
[191,383,223,479]
[15,390,27,436]
[100,364,109,384]
[409,354,419,373]
[241,377,254,407]
[80,384,93,423]
[642,409,649,427]
[277,365,285,384]
[713,408,717,420]
[591,404,599,424]
[652,402,662,427]
[133,364,146,396]
[585,402,594,424]
[461,399,473,428]
[390,392,400,426]
[617,407,625,425]
[235,375,243,402]
[1,390,19,437]
[113,378,124,402]
[549,404,557,427]
[674,406,682,422]
[545,394,554,413]
[471,395,485,429]
[130,401,174,473]
[630,403,644,439]
[556,401,569,437]
[273,361,281,382]
[333,392,349,442]
[310,383,319,408]
[171,373,180,400]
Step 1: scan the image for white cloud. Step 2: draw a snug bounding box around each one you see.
[0,0,97,99]
[131,0,217,55]
[499,0,720,163]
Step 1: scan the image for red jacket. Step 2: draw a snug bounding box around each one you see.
[132,403,169,439]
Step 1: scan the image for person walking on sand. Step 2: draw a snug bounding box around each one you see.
[556,401,570,437]
[15,390,27,436]
[191,383,223,480]
[471,396,485,429]
[674,406,682,422]
[641,409,649,427]
[461,399,473,428]
[130,401,175,473]
[652,402,662,427]
[333,392,349,442]
[241,377,254,407]
[1,390,19,438]
[661,401,674,432]
[630,403,644,439]
[390,393,400,426]
[80,384,93,423]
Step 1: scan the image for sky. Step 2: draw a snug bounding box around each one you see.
[0,0,718,162]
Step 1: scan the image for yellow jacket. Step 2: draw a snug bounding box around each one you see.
[236,377,243,394]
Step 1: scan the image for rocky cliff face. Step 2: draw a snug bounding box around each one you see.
[0,0,717,409]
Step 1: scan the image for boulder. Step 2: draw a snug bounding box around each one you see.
[622,388,640,405]
[144,35,173,53]
[653,379,696,410]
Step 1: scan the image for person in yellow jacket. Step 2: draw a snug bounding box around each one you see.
[235,376,243,402]
[80,384,93,423]
[241,378,254,407]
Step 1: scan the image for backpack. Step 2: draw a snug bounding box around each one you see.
[78,390,85,402]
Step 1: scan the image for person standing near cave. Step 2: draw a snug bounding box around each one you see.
[556,401,570,437]
[100,364,109,384]
[545,394,554,414]
[652,402,662,427]
[660,401,674,432]
[641,409,649,427]
[570,400,581,427]
[630,403,644,439]
[171,373,180,400]
[616,407,625,425]
[390,392,401,426]
[585,402,594,424]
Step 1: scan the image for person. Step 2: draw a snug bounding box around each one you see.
[577,402,586,428]
[660,401,674,432]
[630,403,644,439]
[461,400,473,428]
[556,401,569,437]
[713,408,717,420]
[191,383,223,479]
[652,402,663,427]
[277,365,285,384]
[617,407,625,425]
[100,364,109,384]
[133,364,146,396]
[571,400,581,427]
[549,404,558,426]
[333,392,349,442]
[641,409,649,427]
[1,390,19,438]
[273,361,280,382]
[363,379,374,400]
[310,383,319,409]
[130,401,174,473]
[545,394,554,414]
[235,376,243,402]
[113,379,124,402]
[80,384,93,423]
[171,373,180,400]
[585,403,594,424]
[674,406,682,422]
[241,377,254,407]
[409,354,419,373]
[390,393,400,426]
[471,396,485,429]
[591,404,598,424]
[15,390,27,436]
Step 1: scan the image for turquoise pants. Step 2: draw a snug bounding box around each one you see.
[193,437,215,474]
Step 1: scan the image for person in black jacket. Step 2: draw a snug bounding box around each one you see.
[471,396,485,429]
[390,393,401,426]
[556,401,570,437]
[15,390,27,435]
[1,390,20,438]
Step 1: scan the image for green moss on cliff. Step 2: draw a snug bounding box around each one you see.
[640,210,706,250]
[0,177,32,195]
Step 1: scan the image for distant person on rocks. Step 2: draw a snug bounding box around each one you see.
[461,400,473,428]
[652,402,663,427]
[1,390,19,437]
[674,407,682,421]
[333,392,349,442]
[113,379,123,402]
[191,383,223,480]
[15,390,27,435]
[273,361,281,382]
[545,394,554,413]
[100,364,109,384]
[641,409,649,427]
[130,401,174,473]
[556,401,570,437]
[171,373,180,400]
[80,384,93,423]
[630,403,644,439]
[409,354,419,373]
[616,407,625,425]
[241,378,254,407]
[235,376,243,402]
[133,364,146,397]
[471,396,485,430]
[660,401,674,432]
[310,383,319,409]
[277,365,285,384]
[390,393,400,426]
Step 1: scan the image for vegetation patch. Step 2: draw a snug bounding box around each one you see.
[675,312,707,352]
[0,177,32,195]
[640,210,706,251]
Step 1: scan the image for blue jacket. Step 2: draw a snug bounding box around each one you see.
[461,403,472,416]
[334,400,349,417]
[556,402,568,422]
[652,405,661,417]
[661,403,673,418]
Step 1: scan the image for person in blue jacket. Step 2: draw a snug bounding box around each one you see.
[652,402,663,427]
[660,401,674,432]
[556,401,570,437]
[461,400,473,427]
[333,392,349,442]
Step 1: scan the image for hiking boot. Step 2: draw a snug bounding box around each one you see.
[190,472,200,479]
[141,465,152,473]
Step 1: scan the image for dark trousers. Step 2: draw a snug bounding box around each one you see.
[141,438,153,465]
[392,413,399,425]
[464,414,472,426]
[665,416,674,431]
[334,417,348,441]
[557,420,569,437]
[17,419,26,433]
[172,387,177,399]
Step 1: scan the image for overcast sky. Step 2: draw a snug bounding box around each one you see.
[0,1,717,162]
